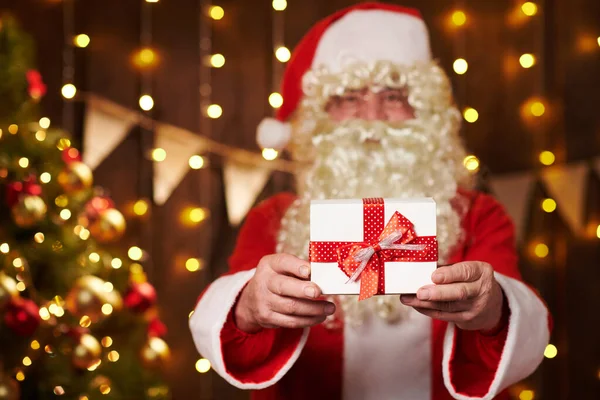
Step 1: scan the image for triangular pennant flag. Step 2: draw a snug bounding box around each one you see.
[541,162,588,234]
[153,124,205,205]
[489,172,535,242]
[223,161,272,226]
[593,157,600,178]
[83,95,136,169]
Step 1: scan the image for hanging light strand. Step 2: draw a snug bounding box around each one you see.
[200,1,215,128]
[451,0,480,173]
[525,1,552,161]
[139,1,155,112]
[137,0,157,280]
[62,0,76,131]
[450,1,473,126]
[271,0,286,110]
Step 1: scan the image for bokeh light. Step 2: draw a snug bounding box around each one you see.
[453,58,468,75]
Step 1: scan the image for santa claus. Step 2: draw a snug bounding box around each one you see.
[189,3,551,399]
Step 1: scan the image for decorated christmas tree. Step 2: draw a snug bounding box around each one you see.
[0,14,170,400]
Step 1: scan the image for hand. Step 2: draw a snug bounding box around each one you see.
[235,254,336,333]
[400,261,504,331]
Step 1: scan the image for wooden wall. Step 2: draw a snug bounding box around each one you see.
[5,0,600,398]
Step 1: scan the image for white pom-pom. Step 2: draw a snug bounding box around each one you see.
[256,118,291,150]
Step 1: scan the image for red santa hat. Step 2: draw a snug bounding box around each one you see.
[257,2,432,150]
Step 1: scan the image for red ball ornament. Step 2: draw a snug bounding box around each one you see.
[62,147,82,164]
[124,282,157,313]
[4,298,41,336]
[84,196,115,221]
[65,325,90,341]
[6,177,42,207]
[147,317,168,338]
[26,69,47,100]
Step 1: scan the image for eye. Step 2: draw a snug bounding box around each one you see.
[341,94,361,103]
[382,91,405,103]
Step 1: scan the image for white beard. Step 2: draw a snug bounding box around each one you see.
[276,116,473,327]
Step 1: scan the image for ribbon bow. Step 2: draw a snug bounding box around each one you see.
[337,212,426,299]
[309,198,437,300]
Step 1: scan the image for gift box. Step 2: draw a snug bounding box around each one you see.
[309,198,438,300]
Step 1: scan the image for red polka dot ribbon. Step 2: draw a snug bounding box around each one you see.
[309,198,438,300]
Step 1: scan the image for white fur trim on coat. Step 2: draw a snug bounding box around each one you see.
[442,272,550,400]
[189,269,310,390]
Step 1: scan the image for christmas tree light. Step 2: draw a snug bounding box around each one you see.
[463,107,479,123]
[262,148,278,161]
[61,83,77,99]
[269,92,284,108]
[541,198,557,213]
[275,46,291,62]
[73,34,90,48]
[207,104,223,119]
[521,2,538,16]
[210,54,225,68]
[519,53,536,68]
[539,151,555,165]
[209,6,224,20]
[196,358,212,373]
[451,11,467,27]
[453,58,468,74]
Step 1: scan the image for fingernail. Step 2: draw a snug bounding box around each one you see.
[300,265,310,278]
[400,295,409,304]
[325,303,335,315]
[304,286,316,298]
[417,288,430,300]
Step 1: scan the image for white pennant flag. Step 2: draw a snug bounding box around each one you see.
[223,161,272,226]
[153,124,205,205]
[541,162,588,234]
[83,95,136,169]
[489,172,535,242]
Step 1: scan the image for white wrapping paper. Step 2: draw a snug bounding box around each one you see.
[310,198,437,295]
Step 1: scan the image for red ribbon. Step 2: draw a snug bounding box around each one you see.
[309,198,437,300]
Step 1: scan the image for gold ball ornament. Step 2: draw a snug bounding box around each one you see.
[88,208,126,243]
[11,195,47,227]
[57,161,93,193]
[65,276,122,322]
[0,374,19,400]
[0,272,19,309]
[140,337,170,369]
[72,333,102,369]
[89,375,112,395]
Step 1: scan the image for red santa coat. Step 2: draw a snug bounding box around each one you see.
[190,191,550,400]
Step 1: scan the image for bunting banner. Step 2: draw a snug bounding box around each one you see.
[81,94,599,228]
[223,161,272,226]
[541,162,588,234]
[153,124,205,205]
[83,95,137,169]
[489,172,535,242]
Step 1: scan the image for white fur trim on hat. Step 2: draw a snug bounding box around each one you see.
[257,118,292,150]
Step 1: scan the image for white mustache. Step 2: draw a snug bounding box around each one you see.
[312,120,431,150]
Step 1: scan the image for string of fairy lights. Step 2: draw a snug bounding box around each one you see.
[263,0,290,161]
[188,0,291,378]
[448,2,583,399]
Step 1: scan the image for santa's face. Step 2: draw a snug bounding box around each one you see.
[326,87,415,123]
